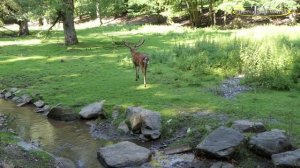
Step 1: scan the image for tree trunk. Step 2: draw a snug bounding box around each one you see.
[213,12,216,26]
[224,12,227,26]
[209,0,215,26]
[122,0,129,16]
[38,18,43,26]
[186,0,201,27]
[18,20,29,36]
[96,0,103,26]
[61,0,78,45]
[200,0,203,13]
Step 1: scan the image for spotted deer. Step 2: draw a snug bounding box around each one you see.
[122,39,149,87]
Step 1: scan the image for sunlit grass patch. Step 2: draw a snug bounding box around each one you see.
[0,39,41,46]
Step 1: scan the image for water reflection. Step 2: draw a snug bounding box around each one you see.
[0,100,106,168]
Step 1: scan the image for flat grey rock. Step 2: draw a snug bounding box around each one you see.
[4,92,13,99]
[97,141,151,168]
[79,100,105,119]
[196,126,244,159]
[249,130,292,156]
[34,100,45,108]
[17,94,32,107]
[271,149,300,167]
[12,96,22,103]
[36,105,51,113]
[232,120,266,133]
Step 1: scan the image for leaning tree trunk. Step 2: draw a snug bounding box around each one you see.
[18,20,29,36]
[61,0,78,45]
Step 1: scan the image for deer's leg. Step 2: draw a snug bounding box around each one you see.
[142,65,147,87]
[137,66,140,79]
[135,66,139,81]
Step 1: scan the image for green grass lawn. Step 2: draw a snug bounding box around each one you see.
[0,24,299,147]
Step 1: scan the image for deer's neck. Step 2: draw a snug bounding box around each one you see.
[130,49,141,59]
[130,48,138,55]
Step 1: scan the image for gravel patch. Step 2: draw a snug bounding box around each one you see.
[210,75,251,99]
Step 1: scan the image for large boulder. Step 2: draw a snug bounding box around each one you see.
[232,120,266,133]
[271,149,300,167]
[47,107,79,121]
[0,93,4,99]
[248,130,292,156]
[196,126,244,159]
[126,106,161,140]
[79,100,105,119]
[97,141,151,168]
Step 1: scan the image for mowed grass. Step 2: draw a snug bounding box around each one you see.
[0,24,299,146]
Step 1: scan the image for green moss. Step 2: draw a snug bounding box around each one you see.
[0,132,17,144]
[28,150,53,162]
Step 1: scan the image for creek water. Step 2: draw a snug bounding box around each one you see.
[0,99,109,168]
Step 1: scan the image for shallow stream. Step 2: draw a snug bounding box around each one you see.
[0,99,108,168]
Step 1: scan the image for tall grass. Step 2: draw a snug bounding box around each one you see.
[240,37,295,89]
[150,26,300,90]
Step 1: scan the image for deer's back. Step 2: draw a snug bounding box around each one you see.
[132,52,149,66]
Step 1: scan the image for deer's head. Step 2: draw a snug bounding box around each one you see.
[122,39,145,53]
